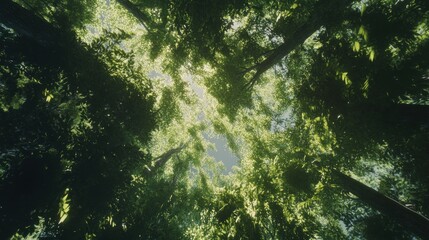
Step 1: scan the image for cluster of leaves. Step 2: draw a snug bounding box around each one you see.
[0,2,160,237]
[1,0,429,239]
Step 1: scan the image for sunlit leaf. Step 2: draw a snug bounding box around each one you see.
[369,49,375,62]
[58,188,70,224]
[360,3,366,16]
[341,72,351,86]
[352,41,360,52]
[46,94,53,102]
[43,89,54,102]
[362,78,369,90]
[107,215,116,227]
[59,213,67,224]
[362,77,369,98]
[313,41,323,49]
[358,25,368,41]
[291,3,299,9]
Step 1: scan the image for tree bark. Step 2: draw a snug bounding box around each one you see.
[345,103,429,130]
[0,1,155,238]
[244,21,320,90]
[332,170,429,239]
[0,0,60,47]
[0,0,154,134]
[388,103,429,127]
[244,0,356,90]
[116,0,155,32]
[144,142,187,176]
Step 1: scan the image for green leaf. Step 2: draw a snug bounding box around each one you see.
[43,89,54,102]
[341,72,351,86]
[352,41,360,52]
[358,26,368,41]
[362,77,369,98]
[360,3,366,16]
[362,78,369,90]
[59,214,68,224]
[58,188,70,224]
[313,41,323,49]
[46,94,53,102]
[369,49,375,62]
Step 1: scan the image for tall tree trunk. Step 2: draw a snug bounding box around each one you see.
[332,170,429,238]
[388,103,429,127]
[343,103,429,139]
[0,0,60,47]
[244,21,320,90]
[244,0,355,90]
[0,0,154,136]
[0,1,155,238]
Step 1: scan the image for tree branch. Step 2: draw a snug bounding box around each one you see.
[116,0,155,32]
[144,142,189,176]
[243,0,355,91]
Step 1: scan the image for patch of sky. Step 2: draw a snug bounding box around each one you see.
[182,73,205,98]
[197,111,205,121]
[148,70,173,85]
[203,132,238,174]
[270,108,292,132]
[148,70,238,173]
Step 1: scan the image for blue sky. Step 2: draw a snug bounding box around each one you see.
[204,133,238,173]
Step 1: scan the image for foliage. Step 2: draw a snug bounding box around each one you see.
[1,0,428,239]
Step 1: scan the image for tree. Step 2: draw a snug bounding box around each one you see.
[1,0,429,239]
[284,0,429,217]
[332,170,429,239]
[0,0,156,238]
[116,0,361,117]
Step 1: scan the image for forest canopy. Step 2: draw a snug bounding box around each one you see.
[0,0,428,239]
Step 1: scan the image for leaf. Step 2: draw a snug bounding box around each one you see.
[59,214,68,224]
[362,77,369,98]
[62,193,68,202]
[107,215,116,227]
[46,94,53,102]
[362,78,369,90]
[360,3,366,16]
[341,72,351,86]
[43,89,54,102]
[358,26,368,41]
[276,14,282,23]
[352,41,360,52]
[58,188,70,224]
[368,48,375,62]
[313,41,323,49]
[290,3,298,9]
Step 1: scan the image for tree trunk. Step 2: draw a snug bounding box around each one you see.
[343,103,429,137]
[116,0,155,32]
[0,0,154,135]
[0,0,95,84]
[332,170,429,239]
[0,1,155,238]
[144,142,187,176]
[0,0,60,47]
[244,0,355,89]
[244,21,320,90]
[388,103,429,127]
